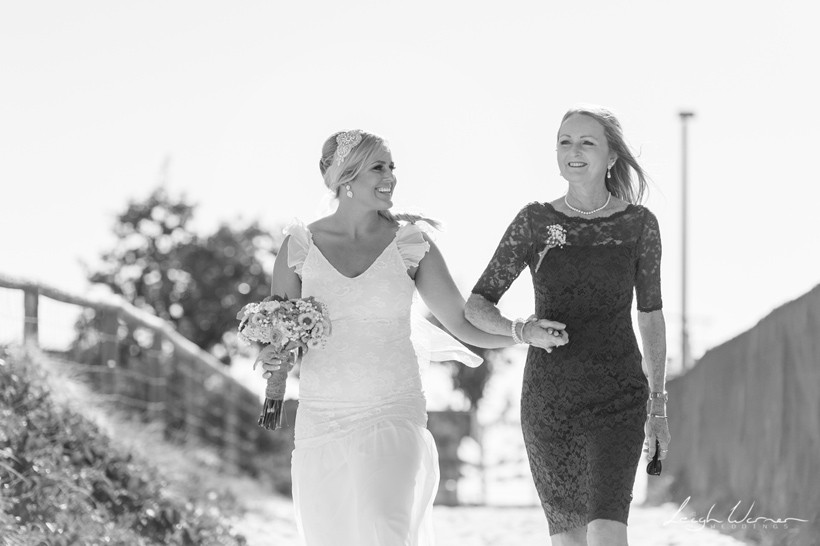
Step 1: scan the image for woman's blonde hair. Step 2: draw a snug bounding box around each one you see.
[319,130,440,228]
[560,105,649,204]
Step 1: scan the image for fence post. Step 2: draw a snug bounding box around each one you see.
[99,309,119,396]
[179,355,197,439]
[147,334,167,425]
[164,345,179,441]
[223,381,242,469]
[471,408,487,505]
[23,288,39,347]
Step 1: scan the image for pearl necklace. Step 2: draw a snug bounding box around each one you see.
[564,192,611,215]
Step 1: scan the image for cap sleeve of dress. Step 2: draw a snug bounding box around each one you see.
[282,219,311,278]
[396,223,431,270]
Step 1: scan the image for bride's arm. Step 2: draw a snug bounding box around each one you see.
[272,236,302,300]
[414,239,513,349]
[465,293,568,352]
[257,236,302,376]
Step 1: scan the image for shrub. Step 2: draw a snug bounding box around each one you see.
[0,346,247,545]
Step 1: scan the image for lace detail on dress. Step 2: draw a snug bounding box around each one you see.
[471,203,536,304]
[286,218,444,546]
[294,220,427,445]
[396,223,431,270]
[471,201,663,534]
[635,209,663,312]
[283,219,311,278]
[471,202,663,311]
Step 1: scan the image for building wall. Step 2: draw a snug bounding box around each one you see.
[665,284,820,545]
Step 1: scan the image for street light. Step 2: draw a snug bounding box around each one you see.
[679,111,695,370]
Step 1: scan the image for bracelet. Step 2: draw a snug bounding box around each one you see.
[647,413,667,419]
[512,316,539,344]
[649,391,668,402]
[511,318,525,344]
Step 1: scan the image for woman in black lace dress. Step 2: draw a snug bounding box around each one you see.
[465,106,670,546]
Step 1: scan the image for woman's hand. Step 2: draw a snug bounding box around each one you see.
[523,320,569,352]
[644,415,671,461]
[253,341,302,379]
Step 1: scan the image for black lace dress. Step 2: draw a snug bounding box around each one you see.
[472,202,663,535]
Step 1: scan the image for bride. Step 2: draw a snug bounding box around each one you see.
[256,130,567,545]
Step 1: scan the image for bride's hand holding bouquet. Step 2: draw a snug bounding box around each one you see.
[237,295,331,430]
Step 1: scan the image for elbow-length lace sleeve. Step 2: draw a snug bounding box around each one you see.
[282,219,310,278]
[635,208,663,312]
[471,204,535,304]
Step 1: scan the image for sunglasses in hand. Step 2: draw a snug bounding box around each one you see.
[646,439,662,476]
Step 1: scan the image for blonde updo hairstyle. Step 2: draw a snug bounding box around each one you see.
[560,105,649,204]
[319,130,440,228]
[319,131,384,195]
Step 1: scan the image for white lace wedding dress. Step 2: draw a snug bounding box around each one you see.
[284,220,476,546]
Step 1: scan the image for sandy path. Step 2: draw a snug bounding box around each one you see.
[231,495,752,546]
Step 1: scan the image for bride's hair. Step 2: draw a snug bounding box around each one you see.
[319,131,441,229]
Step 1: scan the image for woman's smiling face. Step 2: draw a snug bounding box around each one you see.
[556,114,615,184]
[351,145,396,209]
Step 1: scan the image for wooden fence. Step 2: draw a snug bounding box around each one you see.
[0,273,292,482]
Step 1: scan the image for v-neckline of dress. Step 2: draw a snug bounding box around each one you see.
[306,226,400,280]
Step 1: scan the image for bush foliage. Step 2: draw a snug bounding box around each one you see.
[0,346,247,545]
[84,187,280,365]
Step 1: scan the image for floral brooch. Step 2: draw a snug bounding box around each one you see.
[535,224,567,272]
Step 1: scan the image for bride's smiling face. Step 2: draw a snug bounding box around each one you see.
[351,146,396,209]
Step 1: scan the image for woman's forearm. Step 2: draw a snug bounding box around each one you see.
[638,310,667,412]
[415,241,513,348]
[447,313,514,348]
[465,293,514,336]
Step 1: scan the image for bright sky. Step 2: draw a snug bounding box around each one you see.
[2,1,819,369]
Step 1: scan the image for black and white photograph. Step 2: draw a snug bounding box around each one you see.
[1,2,818,545]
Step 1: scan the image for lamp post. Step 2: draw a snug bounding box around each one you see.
[679,111,695,370]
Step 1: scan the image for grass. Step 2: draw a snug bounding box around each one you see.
[0,344,252,545]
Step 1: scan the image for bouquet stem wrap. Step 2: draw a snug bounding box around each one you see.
[257,349,299,430]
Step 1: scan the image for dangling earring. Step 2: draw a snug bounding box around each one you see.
[345,184,353,198]
[607,166,612,179]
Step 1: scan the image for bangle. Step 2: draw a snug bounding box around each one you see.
[649,391,668,402]
[511,318,524,344]
[512,316,538,344]
[647,413,667,419]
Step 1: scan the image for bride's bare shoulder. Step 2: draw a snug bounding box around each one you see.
[307,217,334,236]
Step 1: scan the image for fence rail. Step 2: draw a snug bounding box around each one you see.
[0,272,288,475]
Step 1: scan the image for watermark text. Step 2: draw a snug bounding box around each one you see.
[664,496,808,532]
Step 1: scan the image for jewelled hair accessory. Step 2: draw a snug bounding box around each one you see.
[334,130,363,166]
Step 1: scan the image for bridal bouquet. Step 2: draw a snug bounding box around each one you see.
[237,295,331,429]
